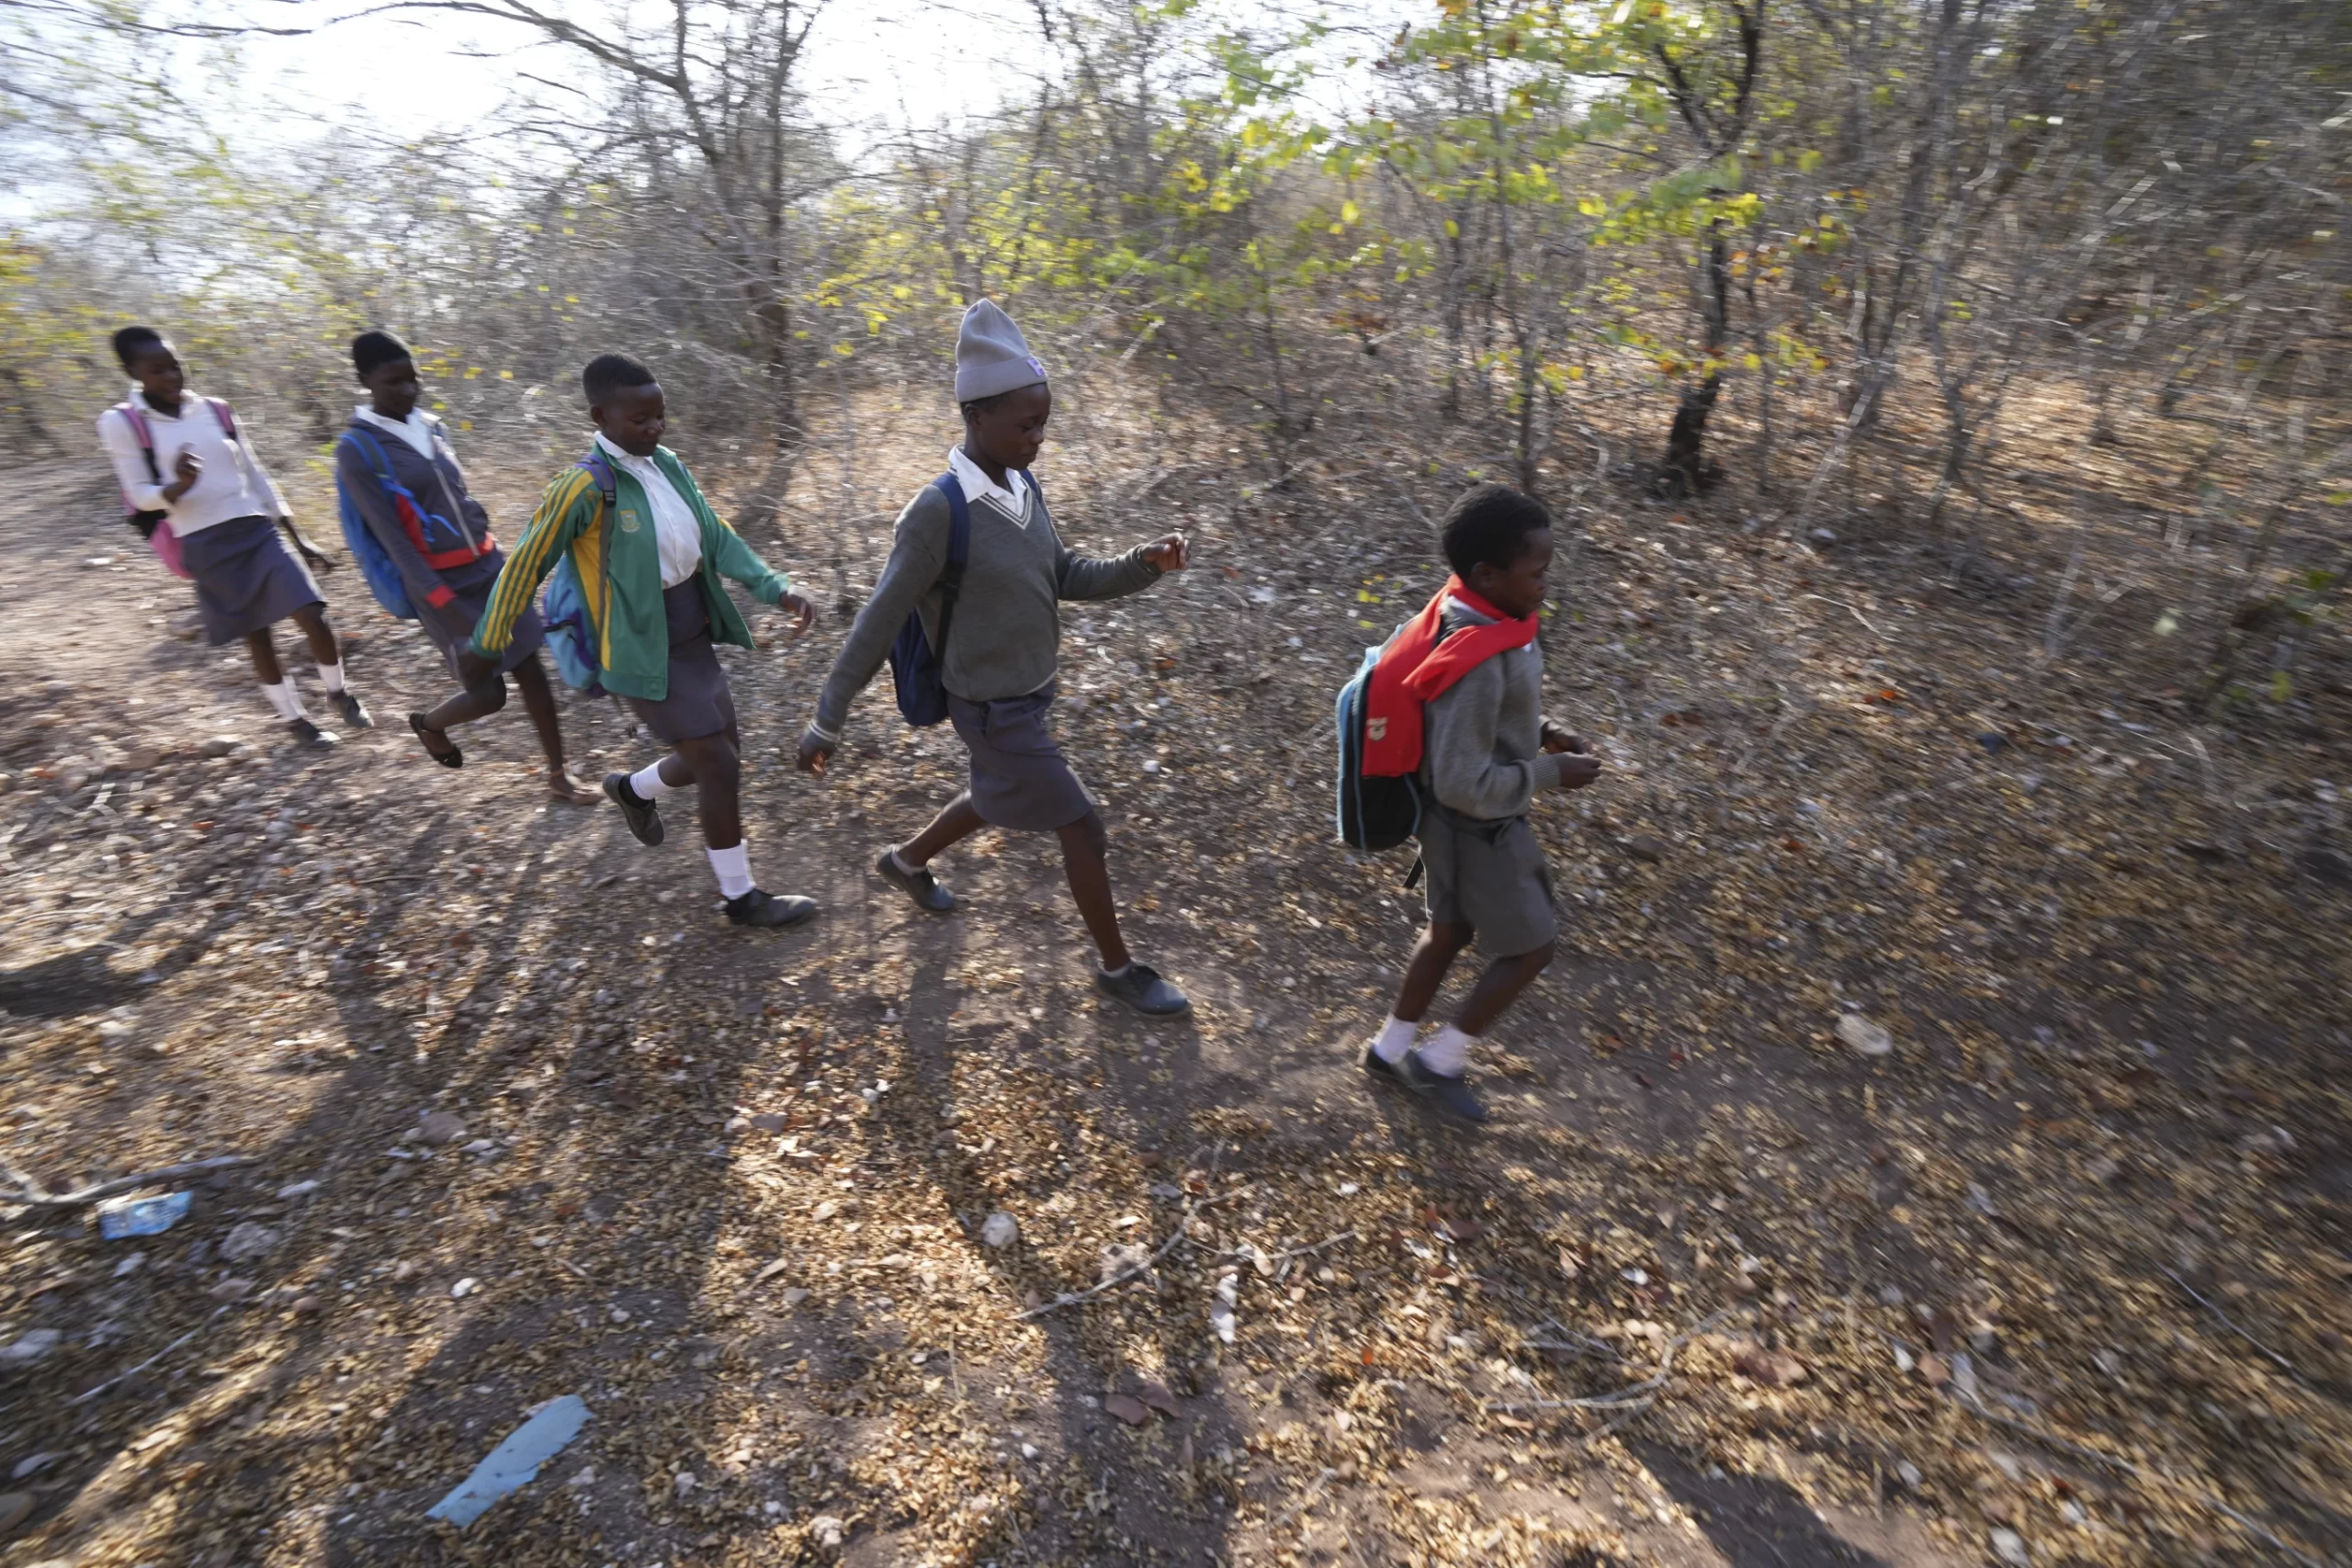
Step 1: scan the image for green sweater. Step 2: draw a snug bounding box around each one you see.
[469,445,790,701]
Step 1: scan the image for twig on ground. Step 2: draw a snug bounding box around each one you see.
[71,1307,231,1405]
[1,1154,255,1210]
[1017,1144,1220,1320]
[1951,1392,2326,1568]
[1797,593,1884,638]
[1215,1231,1358,1266]
[2164,1267,2299,1376]
[1485,1308,1732,1415]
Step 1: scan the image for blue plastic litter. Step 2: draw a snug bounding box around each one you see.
[96,1190,192,1238]
[424,1394,592,1528]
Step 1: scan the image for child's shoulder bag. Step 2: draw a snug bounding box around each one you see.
[541,447,617,696]
[885,470,983,727]
[1335,581,1538,863]
[106,397,232,581]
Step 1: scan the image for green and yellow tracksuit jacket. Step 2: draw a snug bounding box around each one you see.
[469,445,789,701]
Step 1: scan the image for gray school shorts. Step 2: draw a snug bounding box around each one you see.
[1419,806,1557,957]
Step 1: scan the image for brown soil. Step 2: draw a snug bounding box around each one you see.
[1,380,2346,1568]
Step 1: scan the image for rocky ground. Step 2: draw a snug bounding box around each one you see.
[1,380,2347,1568]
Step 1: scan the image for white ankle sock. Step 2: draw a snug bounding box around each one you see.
[1101,961,1133,980]
[259,682,307,722]
[889,849,919,876]
[1419,1023,1476,1077]
[1373,1015,1419,1064]
[707,842,753,899]
[318,659,346,694]
[630,761,674,799]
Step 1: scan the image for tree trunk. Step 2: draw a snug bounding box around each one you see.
[1657,224,1731,496]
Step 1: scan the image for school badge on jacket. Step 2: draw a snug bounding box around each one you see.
[618,508,641,532]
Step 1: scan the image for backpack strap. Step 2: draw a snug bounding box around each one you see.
[575,447,620,649]
[204,397,236,439]
[341,425,396,485]
[933,472,973,668]
[112,401,161,489]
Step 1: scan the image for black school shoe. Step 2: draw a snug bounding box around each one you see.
[1361,1043,1407,1083]
[287,717,337,750]
[876,849,956,913]
[1399,1048,1490,1124]
[724,888,818,928]
[1096,963,1191,1018]
[329,690,374,728]
[603,772,664,846]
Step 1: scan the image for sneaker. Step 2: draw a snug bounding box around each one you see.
[603,772,664,846]
[1096,962,1191,1018]
[1399,1048,1489,1123]
[287,717,337,750]
[1361,1042,1407,1083]
[876,849,955,913]
[724,888,818,929]
[330,689,374,729]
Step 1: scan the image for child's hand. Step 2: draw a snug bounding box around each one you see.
[1140,534,1190,572]
[795,728,834,776]
[1540,720,1587,755]
[777,590,816,641]
[164,450,203,501]
[1555,753,1603,790]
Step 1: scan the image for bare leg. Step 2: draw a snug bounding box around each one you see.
[899,792,987,866]
[1390,921,1473,1023]
[1057,809,1130,972]
[513,657,590,795]
[245,628,283,685]
[288,604,341,669]
[670,729,741,851]
[1453,941,1556,1037]
[419,676,506,735]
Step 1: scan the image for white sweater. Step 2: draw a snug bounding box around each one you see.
[96,391,288,538]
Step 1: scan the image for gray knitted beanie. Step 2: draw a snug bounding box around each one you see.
[954,299,1048,403]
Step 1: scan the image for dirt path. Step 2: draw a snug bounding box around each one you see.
[2,439,2346,1568]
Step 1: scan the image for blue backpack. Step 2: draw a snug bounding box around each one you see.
[887,468,1022,727]
[540,447,617,696]
[334,427,421,619]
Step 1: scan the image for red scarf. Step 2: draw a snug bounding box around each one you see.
[1361,577,1539,777]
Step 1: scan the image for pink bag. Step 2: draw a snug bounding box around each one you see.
[110,397,237,582]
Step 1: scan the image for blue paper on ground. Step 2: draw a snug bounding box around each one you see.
[97,1190,192,1238]
[424,1394,592,1528]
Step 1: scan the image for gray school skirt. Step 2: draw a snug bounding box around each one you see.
[945,680,1095,832]
[177,514,323,645]
[1419,804,1557,957]
[622,581,737,743]
[417,551,542,681]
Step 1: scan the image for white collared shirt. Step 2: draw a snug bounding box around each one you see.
[594,432,703,589]
[96,388,288,538]
[353,403,442,460]
[947,444,1031,526]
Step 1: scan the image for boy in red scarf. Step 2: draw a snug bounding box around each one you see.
[1363,484,1601,1122]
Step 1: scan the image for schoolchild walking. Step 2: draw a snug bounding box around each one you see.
[96,325,372,747]
[458,352,818,926]
[796,299,1193,1017]
[334,329,594,803]
[1360,483,1600,1122]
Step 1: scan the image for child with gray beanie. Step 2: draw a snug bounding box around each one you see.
[797,299,1195,1016]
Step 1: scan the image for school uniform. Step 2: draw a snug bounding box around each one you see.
[1418,597,1579,957]
[97,392,320,645]
[810,445,1163,830]
[469,433,791,739]
[336,407,543,679]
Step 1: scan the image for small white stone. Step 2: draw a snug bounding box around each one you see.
[1837,1013,1894,1057]
[981,1212,1019,1249]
